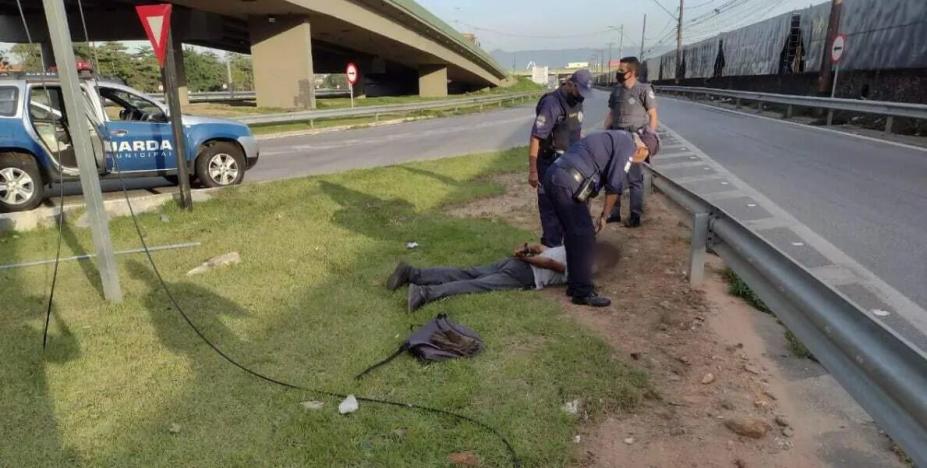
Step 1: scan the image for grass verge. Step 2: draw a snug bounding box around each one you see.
[0,148,647,466]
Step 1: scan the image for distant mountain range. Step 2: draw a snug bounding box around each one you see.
[490,47,674,70]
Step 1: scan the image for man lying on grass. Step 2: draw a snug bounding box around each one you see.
[387,242,619,311]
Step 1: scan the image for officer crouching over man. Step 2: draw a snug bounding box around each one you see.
[542,128,660,307]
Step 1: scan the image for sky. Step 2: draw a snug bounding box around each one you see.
[418,0,825,53]
[2,0,825,60]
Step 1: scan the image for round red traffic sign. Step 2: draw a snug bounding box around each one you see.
[831,34,847,64]
[346,63,359,85]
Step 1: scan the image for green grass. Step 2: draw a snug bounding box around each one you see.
[723,268,770,313]
[0,148,648,467]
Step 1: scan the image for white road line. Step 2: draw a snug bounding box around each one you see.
[659,123,927,340]
[662,96,927,154]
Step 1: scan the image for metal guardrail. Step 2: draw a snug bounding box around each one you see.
[648,165,927,465]
[152,89,351,103]
[232,92,540,126]
[658,85,927,132]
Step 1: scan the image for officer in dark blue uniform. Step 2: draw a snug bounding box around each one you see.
[528,69,593,247]
[541,129,660,306]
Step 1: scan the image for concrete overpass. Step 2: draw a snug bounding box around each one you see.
[0,0,507,108]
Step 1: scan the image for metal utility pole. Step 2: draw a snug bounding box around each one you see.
[618,25,624,59]
[163,29,193,210]
[818,0,844,94]
[42,0,122,302]
[640,14,647,59]
[226,56,234,98]
[676,0,684,83]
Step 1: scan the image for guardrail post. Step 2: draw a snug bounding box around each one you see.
[734,98,741,109]
[826,109,834,126]
[785,105,793,119]
[885,116,894,134]
[310,119,314,129]
[688,212,709,287]
[756,101,763,112]
[375,113,380,122]
[644,169,653,195]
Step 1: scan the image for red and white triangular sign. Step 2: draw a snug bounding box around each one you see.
[135,4,173,68]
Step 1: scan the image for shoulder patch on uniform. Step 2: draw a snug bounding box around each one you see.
[535,114,548,128]
[648,90,656,100]
[577,111,584,123]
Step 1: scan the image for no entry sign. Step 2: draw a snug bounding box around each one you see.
[346,63,359,86]
[135,4,173,67]
[831,34,847,64]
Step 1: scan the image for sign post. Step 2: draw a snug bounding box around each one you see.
[346,62,358,109]
[136,4,192,210]
[830,33,847,98]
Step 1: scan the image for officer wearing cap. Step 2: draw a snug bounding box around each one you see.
[603,57,659,228]
[541,129,660,307]
[528,69,594,247]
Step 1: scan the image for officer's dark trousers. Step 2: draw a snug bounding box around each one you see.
[537,156,564,247]
[609,162,645,219]
[410,258,535,304]
[543,181,596,298]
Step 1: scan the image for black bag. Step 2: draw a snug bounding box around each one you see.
[355,314,484,379]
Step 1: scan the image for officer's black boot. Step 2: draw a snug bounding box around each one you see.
[605,208,621,224]
[572,292,611,307]
[624,213,642,228]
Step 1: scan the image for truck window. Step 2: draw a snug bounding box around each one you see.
[99,88,166,122]
[0,86,17,116]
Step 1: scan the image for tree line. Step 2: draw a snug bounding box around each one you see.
[1,42,254,93]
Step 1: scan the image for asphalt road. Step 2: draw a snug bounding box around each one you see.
[52,90,612,200]
[659,98,927,310]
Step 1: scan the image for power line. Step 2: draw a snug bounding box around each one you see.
[647,0,679,20]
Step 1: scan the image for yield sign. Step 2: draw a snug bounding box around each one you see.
[135,4,173,68]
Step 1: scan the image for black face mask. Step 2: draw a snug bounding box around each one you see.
[616,72,629,83]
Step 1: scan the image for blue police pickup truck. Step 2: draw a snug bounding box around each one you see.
[0,75,259,212]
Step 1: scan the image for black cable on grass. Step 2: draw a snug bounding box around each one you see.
[107,158,521,467]
[14,0,66,350]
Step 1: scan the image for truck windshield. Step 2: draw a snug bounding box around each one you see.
[0,87,17,116]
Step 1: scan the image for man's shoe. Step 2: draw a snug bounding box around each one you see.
[408,284,429,312]
[572,293,612,307]
[387,262,413,290]
[606,212,621,224]
[624,214,642,228]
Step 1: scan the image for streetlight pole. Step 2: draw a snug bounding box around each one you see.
[676,0,684,83]
[640,14,647,59]
[42,0,122,302]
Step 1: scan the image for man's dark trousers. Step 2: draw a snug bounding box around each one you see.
[537,155,564,247]
[543,182,596,297]
[411,258,535,303]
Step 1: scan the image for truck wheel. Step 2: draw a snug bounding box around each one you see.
[0,152,46,212]
[195,142,245,188]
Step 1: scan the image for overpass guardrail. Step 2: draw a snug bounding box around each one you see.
[232,92,540,126]
[649,164,927,465]
[153,89,351,103]
[657,85,927,133]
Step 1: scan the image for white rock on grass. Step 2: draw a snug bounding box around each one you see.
[338,395,359,414]
[301,400,325,411]
[561,399,581,416]
[186,252,241,276]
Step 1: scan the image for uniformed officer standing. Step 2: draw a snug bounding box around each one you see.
[603,57,659,228]
[541,129,660,307]
[529,69,593,247]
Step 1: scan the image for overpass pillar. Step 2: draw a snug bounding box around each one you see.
[171,33,189,106]
[249,16,315,109]
[418,64,448,98]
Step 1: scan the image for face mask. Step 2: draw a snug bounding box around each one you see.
[567,92,584,105]
[616,72,629,83]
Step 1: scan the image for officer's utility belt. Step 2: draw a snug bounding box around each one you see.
[555,159,599,203]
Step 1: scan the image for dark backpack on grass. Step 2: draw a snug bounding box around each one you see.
[355,314,484,379]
